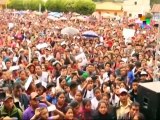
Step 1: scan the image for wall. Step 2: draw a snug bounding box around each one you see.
[123,0,151,18]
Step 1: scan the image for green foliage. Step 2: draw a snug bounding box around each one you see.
[8,0,45,11]
[8,0,96,15]
[45,0,66,12]
[64,0,76,12]
[29,0,45,11]
[8,0,24,10]
[145,12,153,19]
[74,0,96,15]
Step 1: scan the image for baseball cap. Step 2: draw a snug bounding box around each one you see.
[119,88,128,94]
[30,92,38,100]
[4,94,13,102]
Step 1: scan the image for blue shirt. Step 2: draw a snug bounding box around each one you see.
[22,103,47,120]
[46,95,57,104]
[127,71,135,84]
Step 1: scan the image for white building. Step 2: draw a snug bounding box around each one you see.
[123,0,151,18]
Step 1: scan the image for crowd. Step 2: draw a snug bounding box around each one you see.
[0,9,159,120]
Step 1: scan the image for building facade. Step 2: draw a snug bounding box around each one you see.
[123,0,151,18]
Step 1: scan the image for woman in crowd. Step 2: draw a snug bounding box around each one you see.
[93,100,113,120]
[55,92,67,113]
[81,98,94,120]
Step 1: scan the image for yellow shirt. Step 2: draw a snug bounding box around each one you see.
[116,100,132,119]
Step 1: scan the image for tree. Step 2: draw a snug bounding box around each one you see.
[29,0,45,11]
[8,0,45,11]
[74,0,96,15]
[145,12,153,19]
[8,0,24,10]
[64,0,76,12]
[45,0,66,12]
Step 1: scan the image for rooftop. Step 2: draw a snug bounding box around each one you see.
[96,2,123,11]
[151,4,160,13]
[0,0,8,5]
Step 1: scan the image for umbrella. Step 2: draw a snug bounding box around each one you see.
[82,31,99,38]
[48,12,63,18]
[47,16,59,21]
[60,17,67,21]
[72,12,80,16]
[61,27,79,36]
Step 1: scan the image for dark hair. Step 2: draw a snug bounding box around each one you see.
[135,61,141,68]
[101,82,109,93]
[75,90,83,95]
[35,64,42,68]
[46,83,55,90]
[70,81,78,90]
[19,69,27,75]
[78,76,86,84]
[36,83,46,92]
[93,87,101,94]
[130,102,140,108]
[105,62,111,67]
[128,64,134,71]
[14,83,23,90]
[31,57,39,63]
[82,98,91,107]
[97,100,108,110]
[69,100,79,108]
[102,93,111,99]
[64,106,73,114]
[56,92,65,98]
[59,76,66,84]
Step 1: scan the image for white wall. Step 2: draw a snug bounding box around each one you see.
[123,0,151,18]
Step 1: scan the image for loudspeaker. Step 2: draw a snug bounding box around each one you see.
[137,82,160,120]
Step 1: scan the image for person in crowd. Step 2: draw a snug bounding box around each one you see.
[64,106,75,120]
[122,102,144,120]
[91,87,102,110]
[116,88,132,119]
[83,77,94,100]
[129,79,139,102]
[0,94,22,120]
[35,64,50,83]
[15,70,28,86]
[93,100,113,120]
[46,83,57,104]
[74,90,83,105]
[0,10,159,120]
[81,98,94,120]
[56,76,66,93]
[56,92,67,113]
[13,83,29,110]
[69,100,82,120]
[101,82,110,94]
[102,93,117,120]
[22,92,47,120]
[66,81,78,103]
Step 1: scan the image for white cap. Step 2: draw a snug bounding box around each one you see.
[119,88,128,94]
